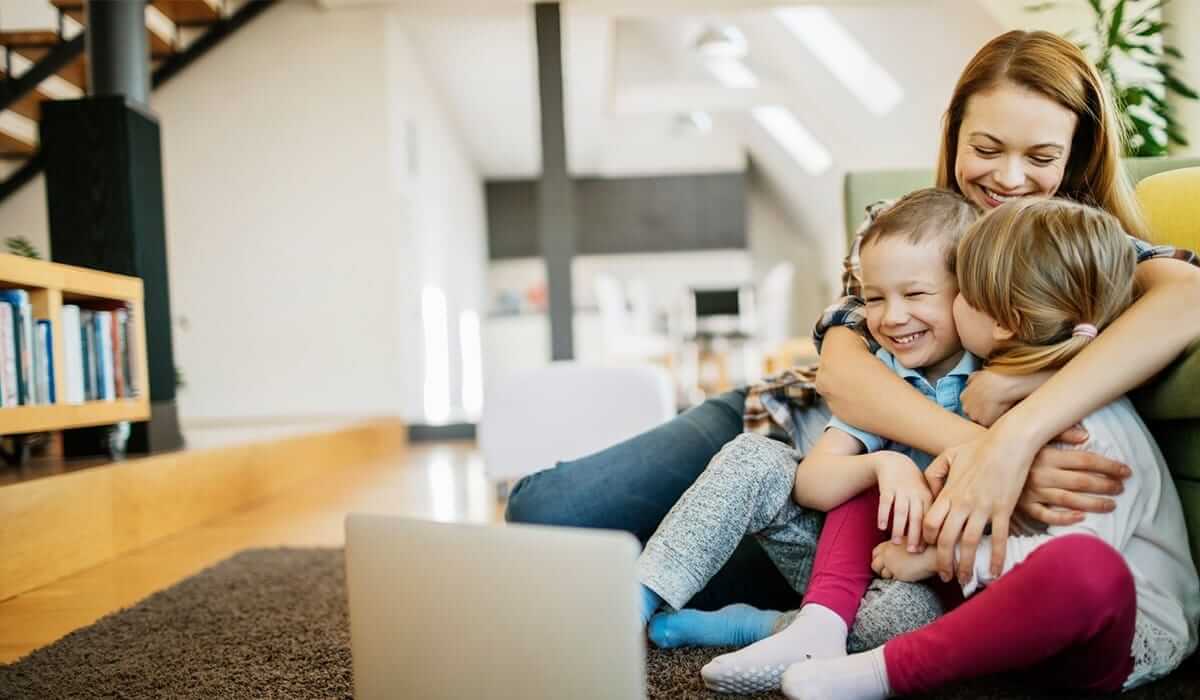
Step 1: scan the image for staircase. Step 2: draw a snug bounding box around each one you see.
[0,0,275,200]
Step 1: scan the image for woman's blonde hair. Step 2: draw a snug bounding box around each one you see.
[955,198,1135,374]
[936,30,1150,239]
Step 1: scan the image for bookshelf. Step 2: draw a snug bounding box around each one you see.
[0,253,150,435]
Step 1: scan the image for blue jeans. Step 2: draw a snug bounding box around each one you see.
[505,389,802,611]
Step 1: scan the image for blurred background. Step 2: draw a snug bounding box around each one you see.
[0,0,1193,443]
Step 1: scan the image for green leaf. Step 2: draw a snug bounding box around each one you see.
[1108,0,1127,49]
[1164,45,1183,59]
[4,236,40,259]
[1164,73,1200,100]
[1136,21,1166,36]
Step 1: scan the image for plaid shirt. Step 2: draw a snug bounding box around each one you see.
[743,200,1200,442]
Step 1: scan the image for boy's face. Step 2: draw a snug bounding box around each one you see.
[861,235,963,378]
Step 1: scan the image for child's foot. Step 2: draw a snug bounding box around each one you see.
[639,585,663,625]
[700,603,847,694]
[647,603,781,649]
[780,646,890,700]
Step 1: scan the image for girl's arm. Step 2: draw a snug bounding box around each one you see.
[923,258,1200,584]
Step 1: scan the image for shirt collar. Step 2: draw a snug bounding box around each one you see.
[876,348,981,387]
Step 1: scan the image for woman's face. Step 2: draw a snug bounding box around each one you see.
[954,82,1078,211]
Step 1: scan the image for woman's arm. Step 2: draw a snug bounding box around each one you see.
[816,327,982,455]
[923,258,1200,584]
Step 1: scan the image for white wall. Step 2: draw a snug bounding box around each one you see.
[0,2,487,425]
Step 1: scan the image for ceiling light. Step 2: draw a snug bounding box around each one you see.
[692,24,748,59]
[705,57,759,89]
[752,105,832,176]
[774,7,903,116]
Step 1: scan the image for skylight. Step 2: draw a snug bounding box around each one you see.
[752,105,832,176]
[774,7,902,116]
[705,57,759,89]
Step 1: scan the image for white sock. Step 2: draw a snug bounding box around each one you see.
[700,603,848,694]
[780,645,891,700]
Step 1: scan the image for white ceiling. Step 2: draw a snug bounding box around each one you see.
[313,0,1033,184]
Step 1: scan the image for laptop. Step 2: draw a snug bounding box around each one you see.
[344,514,647,699]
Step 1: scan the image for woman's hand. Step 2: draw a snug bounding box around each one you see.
[1016,441,1130,526]
[872,540,937,582]
[875,451,931,553]
[960,369,1054,427]
[922,426,1130,584]
[921,426,1037,585]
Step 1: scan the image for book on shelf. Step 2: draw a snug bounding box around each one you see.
[61,303,139,404]
[0,289,35,406]
[36,319,54,405]
[60,304,84,404]
[0,303,15,406]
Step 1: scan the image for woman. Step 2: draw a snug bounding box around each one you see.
[507,30,1200,636]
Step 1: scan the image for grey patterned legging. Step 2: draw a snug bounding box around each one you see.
[636,431,944,652]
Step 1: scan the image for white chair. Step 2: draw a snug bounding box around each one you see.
[478,362,676,488]
[592,273,673,364]
[757,261,795,349]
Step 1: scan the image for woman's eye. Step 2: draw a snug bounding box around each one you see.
[865,297,882,304]
[973,147,999,157]
[1029,155,1056,166]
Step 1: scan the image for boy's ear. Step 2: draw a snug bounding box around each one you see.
[992,322,1015,343]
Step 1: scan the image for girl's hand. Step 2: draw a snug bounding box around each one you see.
[872,540,937,582]
[875,451,932,553]
[960,369,1053,427]
[921,428,1036,585]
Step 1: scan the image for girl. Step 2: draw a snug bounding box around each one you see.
[780,199,1199,699]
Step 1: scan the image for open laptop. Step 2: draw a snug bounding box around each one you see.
[344,514,647,699]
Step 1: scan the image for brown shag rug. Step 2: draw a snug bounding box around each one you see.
[2,548,1198,699]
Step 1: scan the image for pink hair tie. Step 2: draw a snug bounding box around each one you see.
[1073,323,1098,339]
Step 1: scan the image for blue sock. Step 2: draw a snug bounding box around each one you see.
[639,585,664,625]
[647,603,782,649]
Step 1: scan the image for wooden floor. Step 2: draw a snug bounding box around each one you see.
[0,439,500,663]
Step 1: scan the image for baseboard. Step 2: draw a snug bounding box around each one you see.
[0,417,407,602]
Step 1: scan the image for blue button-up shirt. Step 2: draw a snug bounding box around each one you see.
[827,348,981,471]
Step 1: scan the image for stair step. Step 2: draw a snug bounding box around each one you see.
[0,69,55,121]
[49,1,175,58]
[152,0,222,28]
[0,130,34,160]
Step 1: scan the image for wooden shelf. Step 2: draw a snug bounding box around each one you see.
[0,399,148,434]
[0,254,149,435]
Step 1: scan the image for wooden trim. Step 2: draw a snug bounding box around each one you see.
[0,417,408,602]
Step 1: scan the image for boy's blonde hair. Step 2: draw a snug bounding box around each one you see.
[860,188,980,269]
[955,198,1135,374]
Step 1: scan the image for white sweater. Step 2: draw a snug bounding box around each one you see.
[963,397,1200,689]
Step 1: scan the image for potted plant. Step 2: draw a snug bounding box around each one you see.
[1029,0,1198,156]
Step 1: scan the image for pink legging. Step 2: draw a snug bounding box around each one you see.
[885,533,1136,694]
[801,490,1137,694]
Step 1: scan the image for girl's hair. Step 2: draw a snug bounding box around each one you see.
[935,30,1150,240]
[860,188,980,268]
[955,198,1135,374]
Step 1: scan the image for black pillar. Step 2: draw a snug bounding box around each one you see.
[86,0,151,107]
[534,3,576,361]
[40,0,182,455]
